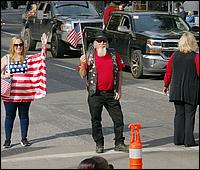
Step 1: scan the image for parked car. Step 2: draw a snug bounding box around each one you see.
[83,11,199,78]
[21,1,103,58]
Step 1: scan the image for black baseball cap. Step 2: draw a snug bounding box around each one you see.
[112,1,122,5]
[94,31,108,41]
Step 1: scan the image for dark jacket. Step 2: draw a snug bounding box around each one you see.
[169,51,199,105]
[178,11,186,20]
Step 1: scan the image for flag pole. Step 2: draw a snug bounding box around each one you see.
[78,20,86,55]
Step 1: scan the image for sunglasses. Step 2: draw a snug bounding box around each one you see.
[96,39,107,43]
[14,43,23,47]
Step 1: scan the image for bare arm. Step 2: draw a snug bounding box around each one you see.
[114,71,123,100]
[79,55,87,79]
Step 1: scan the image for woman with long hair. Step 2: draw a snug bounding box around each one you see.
[163,32,199,147]
[1,33,48,148]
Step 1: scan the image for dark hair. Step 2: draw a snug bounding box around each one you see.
[78,158,98,169]
[91,156,109,169]
[78,157,114,169]
[91,156,114,169]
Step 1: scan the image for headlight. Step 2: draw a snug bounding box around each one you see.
[60,22,73,32]
[146,39,162,53]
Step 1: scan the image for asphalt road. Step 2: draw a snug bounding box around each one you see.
[1,7,199,169]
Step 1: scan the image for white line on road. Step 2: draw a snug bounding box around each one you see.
[1,146,198,163]
[2,23,22,26]
[1,31,19,36]
[1,49,9,53]
[1,50,76,71]
[52,63,76,71]
[137,86,169,96]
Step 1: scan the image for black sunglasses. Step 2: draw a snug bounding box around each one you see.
[96,39,107,43]
[14,43,23,47]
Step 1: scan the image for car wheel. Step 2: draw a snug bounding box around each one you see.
[51,33,67,58]
[130,50,143,79]
[23,28,37,51]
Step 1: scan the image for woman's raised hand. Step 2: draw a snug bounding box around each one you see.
[41,33,48,47]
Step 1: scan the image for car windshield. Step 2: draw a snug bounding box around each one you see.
[54,2,99,16]
[133,14,190,32]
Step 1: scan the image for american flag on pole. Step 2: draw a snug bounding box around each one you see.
[67,23,82,48]
[2,50,47,102]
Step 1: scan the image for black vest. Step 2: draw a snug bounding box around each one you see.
[169,51,199,105]
[86,45,119,96]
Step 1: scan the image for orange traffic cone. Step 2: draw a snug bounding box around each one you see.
[129,123,142,169]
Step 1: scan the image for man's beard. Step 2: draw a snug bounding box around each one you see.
[97,47,107,57]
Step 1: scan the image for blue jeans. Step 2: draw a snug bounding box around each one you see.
[3,101,31,141]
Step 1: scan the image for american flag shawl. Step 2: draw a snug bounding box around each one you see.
[67,23,82,48]
[2,49,47,102]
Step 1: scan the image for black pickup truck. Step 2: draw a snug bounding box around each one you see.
[21,1,103,58]
[83,11,199,78]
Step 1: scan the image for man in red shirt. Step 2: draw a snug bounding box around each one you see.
[78,31,128,153]
[103,1,121,27]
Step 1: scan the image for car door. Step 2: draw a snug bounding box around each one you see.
[37,3,52,37]
[106,14,131,65]
[32,2,52,40]
[115,15,132,65]
[106,14,122,52]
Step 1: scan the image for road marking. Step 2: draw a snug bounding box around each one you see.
[2,23,22,26]
[1,49,75,71]
[1,146,198,163]
[1,31,19,36]
[137,86,169,96]
[1,49,9,53]
[52,63,76,71]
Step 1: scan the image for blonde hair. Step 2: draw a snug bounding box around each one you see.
[178,32,198,53]
[9,37,26,63]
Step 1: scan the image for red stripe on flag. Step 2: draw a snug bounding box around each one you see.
[67,24,82,48]
[2,53,47,101]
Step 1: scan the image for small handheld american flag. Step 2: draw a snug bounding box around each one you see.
[67,23,82,48]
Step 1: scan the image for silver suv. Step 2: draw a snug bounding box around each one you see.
[21,1,103,58]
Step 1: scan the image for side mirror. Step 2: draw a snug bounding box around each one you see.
[117,25,130,33]
[191,26,199,33]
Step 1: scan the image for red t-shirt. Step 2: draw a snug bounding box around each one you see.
[95,50,125,90]
[77,50,125,90]
[103,5,117,25]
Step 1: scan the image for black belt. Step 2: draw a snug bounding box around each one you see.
[97,90,114,94]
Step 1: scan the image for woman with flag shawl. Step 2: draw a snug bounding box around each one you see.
[1,33,48,148]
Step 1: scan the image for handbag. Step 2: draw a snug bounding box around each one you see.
[1,55,12,98]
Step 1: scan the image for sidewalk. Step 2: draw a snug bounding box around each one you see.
[1,142,199,169]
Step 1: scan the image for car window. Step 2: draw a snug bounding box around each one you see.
[133,14,190,32]
[121,16,130,30]
[107,15,121,31]
[54,2,99,16]
[44,4,51,14]
[38,3,45,10]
